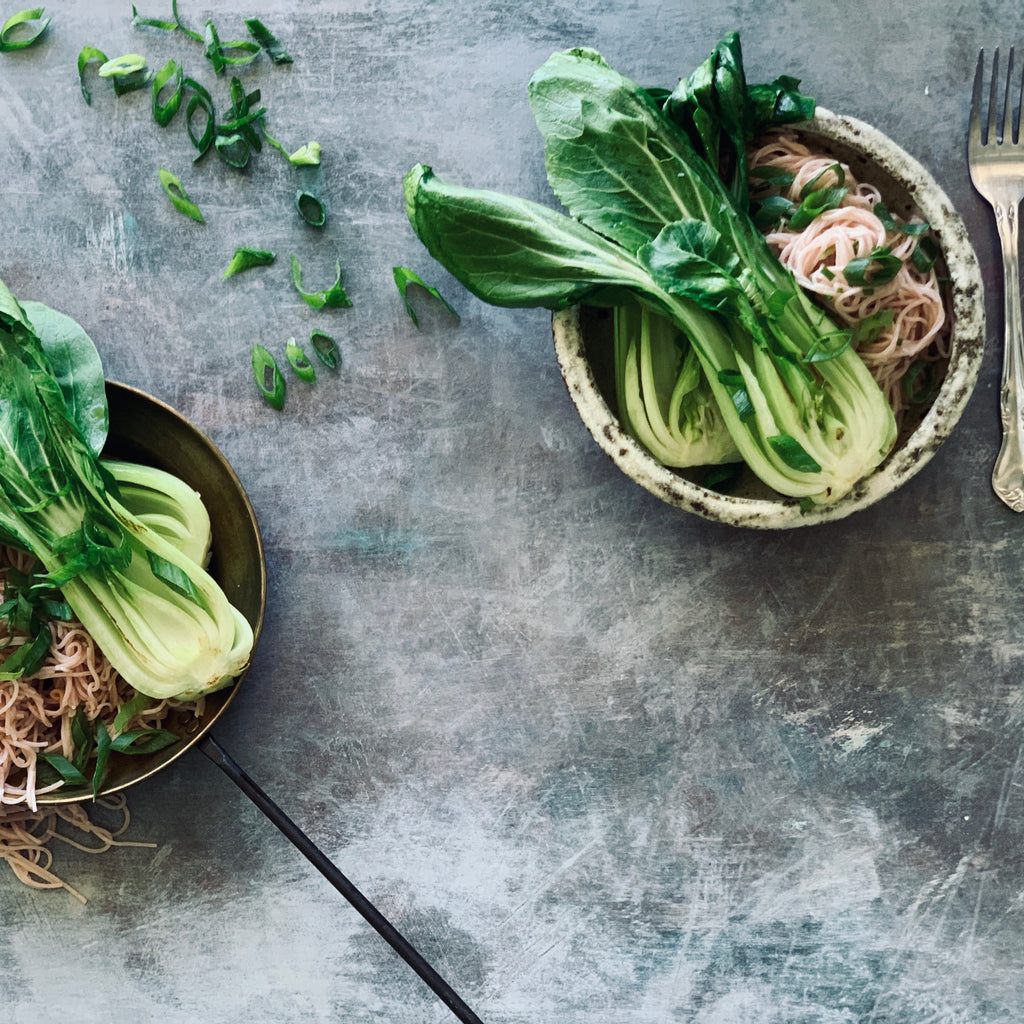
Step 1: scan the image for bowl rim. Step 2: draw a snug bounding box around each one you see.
[552,107,986,528]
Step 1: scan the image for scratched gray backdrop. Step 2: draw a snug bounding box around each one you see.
[1,0,1023,1021]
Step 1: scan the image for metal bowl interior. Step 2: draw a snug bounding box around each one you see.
[36,381,267,804]
[552,108,986,528]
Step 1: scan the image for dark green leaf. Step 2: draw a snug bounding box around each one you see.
[252,344,286,409]
[0,626,51,681]
[131,1,202,41]
[0,7,50,51]
[788,186,848,230]
[159,167,205,222]
[112,691,153,734]
[393,266,459,327]
[214,131,250,168]
[91,720,112,799]
[289,255,352,310]
[203,19,260,74]
[39,753,89,787]
[844,247,902,287]
[716,369,755,421]
[184,77,215,158]
[222,247,275,280]
[109,728,178,754]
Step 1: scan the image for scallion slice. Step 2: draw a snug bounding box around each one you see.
[0,7,50,51]
[310,329,340,369]
[290,255,352,310]
[285,339,316,381]
[244,16,292,64]
[222,247,275,279]
[252,344,286,409]
[158,168,205,223]
[295,190,326,227]
[184,77,214,158]
[843,246,902,287]
[151,58,184,126]
[203,19,260,75]
[98,53,147,78]
[131,0,202,42]
[393,266,459,326]
[77,46,108,105]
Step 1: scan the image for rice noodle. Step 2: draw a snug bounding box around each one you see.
[749,131,949,414]
[0,546,201,899]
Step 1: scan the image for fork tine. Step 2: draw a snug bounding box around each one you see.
[988,47,1001,143]
[971,49,986,144]
[1004,48,1016,143]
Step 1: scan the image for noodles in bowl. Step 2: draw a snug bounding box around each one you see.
[552,108,985,528]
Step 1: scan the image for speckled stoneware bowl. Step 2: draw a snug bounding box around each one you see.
[552,108,986,528]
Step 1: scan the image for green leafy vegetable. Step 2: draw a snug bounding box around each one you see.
[158,167,205,222]
[289,255,352,310]
[393,266,459,327]
[285,338,316,381]
[222,247,275,280]
[0,276,254,702]
[404,42,897,503]
[252,344,286,408]
[295,190,327,227]
[131,0,202,42]
[0,6,49,52]
[843,246,902,287]
[309,329,340,369]
[244,16,292,64]
[203,18,260,75]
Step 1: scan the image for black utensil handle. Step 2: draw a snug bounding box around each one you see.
[198,734,485,1024]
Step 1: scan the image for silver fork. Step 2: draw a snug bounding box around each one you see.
[970,47,1024,511]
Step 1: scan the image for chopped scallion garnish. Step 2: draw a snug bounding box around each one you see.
[0,6,50,52]
[295,190,327,227]
[252,344,286,409]
[289,255,352,310]
[393,266,459,326]
[285,339,316,381]
[158,167,205,222]
[222,247,275,280]
[244,17,292,64]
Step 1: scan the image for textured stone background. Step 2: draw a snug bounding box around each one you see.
[2,1,1024,1021]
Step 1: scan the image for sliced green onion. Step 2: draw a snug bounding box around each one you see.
[0,7,50,52]
[749,164,795,187]
[158,168,205,223]
[244,16,292,64]
[799,162,845,198]
[288,141,321,165]
[39,753,89,788]
[147,551,204,605]
[0,627,51,681]
[843,246,902,287]
[222,247,275,280]
[767,434,821,473]
[77,46,108,105]
[214,132,250,168]
[851,309,895,345]
[285,339,316,381]
[751,194,796,231]
[92,720,112,798]
[112,691,153,734]
[184,77,214,158]
[295,190,326,227]
[788,186,848,231]
[717,369,755,422]
[252,344,286,409]
[151,58,183,127]
[393,266,459,326]
[912,235,939,273]
[131,1,202,42]
[109,728,178,754]
[203,19,260,74]
[98,53,147,78]
[310,329,341,369]
[290,255,352,310]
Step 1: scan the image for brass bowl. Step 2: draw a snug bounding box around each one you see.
[37,381,267,803]
[552,108,986,528]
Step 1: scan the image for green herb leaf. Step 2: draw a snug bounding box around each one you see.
[252,344,286,409]
[77,46,108,105]
[285,339,316,382]
[151,58,184,127]
[289,255,352,310]
[158,167,205,223]
[393,266,459,327]
[309,329,340,369]
[0,626,51,681]
[222,247,275,280]
[0,7,50,51]
[109,727,178,754]
[244,16,292,64]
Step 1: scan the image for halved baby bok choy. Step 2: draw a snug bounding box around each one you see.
[0,276,252,701]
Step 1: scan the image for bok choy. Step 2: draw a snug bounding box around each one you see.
[403,39,897,504]
[0,276,252,701]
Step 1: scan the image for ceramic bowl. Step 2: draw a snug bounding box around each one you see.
[552,108,986,528]
[37,381,267,803]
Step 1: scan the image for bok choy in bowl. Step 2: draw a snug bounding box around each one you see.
[404,34,985,527]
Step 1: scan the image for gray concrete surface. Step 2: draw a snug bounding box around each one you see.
[2,1,1023,1021]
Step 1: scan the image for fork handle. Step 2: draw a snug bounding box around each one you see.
[992,197,1024,511]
